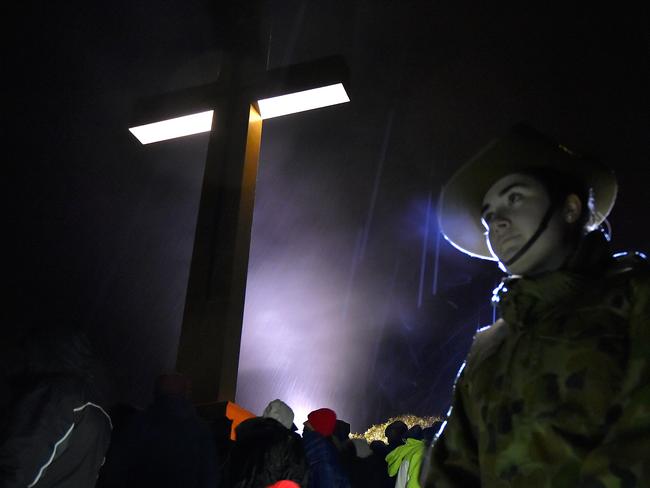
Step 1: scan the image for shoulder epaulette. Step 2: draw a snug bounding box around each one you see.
[607,251,649,276]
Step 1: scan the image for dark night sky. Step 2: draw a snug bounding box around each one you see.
[6,1,649,431]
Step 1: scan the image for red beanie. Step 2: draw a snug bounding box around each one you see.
[267,481,300,488]
[307,408,337,437]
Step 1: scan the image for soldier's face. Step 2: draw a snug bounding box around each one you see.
[481,173,574,275]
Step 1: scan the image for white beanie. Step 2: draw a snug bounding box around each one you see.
[262,399,294,430]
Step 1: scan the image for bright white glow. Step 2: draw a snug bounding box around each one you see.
[257,83,349,119]
[289,401,314,435]
[129,110,214,144]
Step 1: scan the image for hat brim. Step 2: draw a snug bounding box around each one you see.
[438,125,617,260]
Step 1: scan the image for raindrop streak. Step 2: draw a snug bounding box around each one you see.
[359,108,394,260]
[265,18,273,70]
[418,191,432,308]
[341,227,365,322]
[432,205,442,296]
[373,258,402,359]
[427,348,469,403]
[281,2,307,66]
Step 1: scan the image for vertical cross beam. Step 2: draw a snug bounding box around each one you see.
[175,95,262,403]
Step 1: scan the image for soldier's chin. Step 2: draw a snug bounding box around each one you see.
[495,244,520,264]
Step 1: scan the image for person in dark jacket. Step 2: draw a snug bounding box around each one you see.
[385,420,408,451]
[302,408,351,488]
[339,437,393,488]
[331,419,351,452]
[0,327,112,488]
[97,373,219,488]
[227,413,309,488]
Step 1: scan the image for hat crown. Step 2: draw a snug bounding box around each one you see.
[262,399,294,429]
[307,407,337,436]
[438,124,617,260]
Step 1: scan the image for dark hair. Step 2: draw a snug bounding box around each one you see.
[4,326,97,383]
[520,168,597,234]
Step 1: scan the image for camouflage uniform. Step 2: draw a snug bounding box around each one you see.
[423,232,650,487]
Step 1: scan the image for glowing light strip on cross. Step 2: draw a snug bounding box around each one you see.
[129,83,349,144]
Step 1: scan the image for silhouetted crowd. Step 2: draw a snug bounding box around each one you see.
[0,328,438,488]
[98,377,437,488]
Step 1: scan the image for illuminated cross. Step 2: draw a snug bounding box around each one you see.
[129,57,350,404]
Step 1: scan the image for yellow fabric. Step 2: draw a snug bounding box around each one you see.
[386,438,425,488]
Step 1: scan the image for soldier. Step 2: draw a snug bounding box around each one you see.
[422,124,650,487]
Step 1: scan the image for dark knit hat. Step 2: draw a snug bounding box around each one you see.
[333,419,351,442]
[307,408,337,437]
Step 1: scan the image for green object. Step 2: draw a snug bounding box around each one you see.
[423,232,650,487]
[387,438,426,488]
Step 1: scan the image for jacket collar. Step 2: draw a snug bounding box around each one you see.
[492,230,612,327]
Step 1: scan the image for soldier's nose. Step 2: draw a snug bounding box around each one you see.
[493,217,510,233]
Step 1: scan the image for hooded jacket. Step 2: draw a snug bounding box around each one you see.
[0,376,112,488]
[97,393,218,488]
[423,231,650,487]
[302,429,351,488]
[227,417,308,488]
[386,438,425,488]
[0,329,112,488]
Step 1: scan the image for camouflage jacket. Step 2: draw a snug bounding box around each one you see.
[423,233,650,487]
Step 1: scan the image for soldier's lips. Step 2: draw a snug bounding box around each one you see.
[496,234,522,257]
[499,234,520,247]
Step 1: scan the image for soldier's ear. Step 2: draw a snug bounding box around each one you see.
[563,194,582,224]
